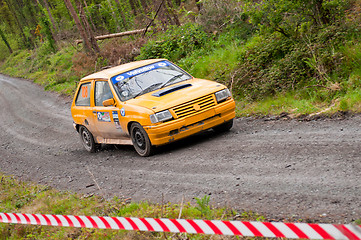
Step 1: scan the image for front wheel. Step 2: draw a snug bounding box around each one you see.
[130,123,154,157]
[79,126,98,153]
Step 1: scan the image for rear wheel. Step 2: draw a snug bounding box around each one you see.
[79,126,98,153]
[213,119,234,133]
[130,123,153,157]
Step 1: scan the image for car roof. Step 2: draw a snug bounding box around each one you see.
[80,59,167,82]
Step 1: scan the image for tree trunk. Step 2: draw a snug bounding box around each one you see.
[40,0,58,39]
[82,0,97,32]
[4,0,32,48]
[78,1,100,54]
[36,2,57,52]
[63,0,97,55]
[144,0,164,35]
[0,26,13,53]
[76,29,146,43]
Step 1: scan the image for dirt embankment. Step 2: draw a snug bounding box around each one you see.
[0,74,360,224]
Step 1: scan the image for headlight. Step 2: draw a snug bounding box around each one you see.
[150,110,173,123]
[215,88,231,103]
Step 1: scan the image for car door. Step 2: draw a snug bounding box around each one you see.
[73,81,98,134]
[92,80,128,141]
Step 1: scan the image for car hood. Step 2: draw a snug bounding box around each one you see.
[125,78,226,112]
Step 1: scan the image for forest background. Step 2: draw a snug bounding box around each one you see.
[0,0,361,116]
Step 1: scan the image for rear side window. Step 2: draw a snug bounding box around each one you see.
[75,82,91,106]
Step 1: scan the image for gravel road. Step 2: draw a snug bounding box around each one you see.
[0,74,360,223]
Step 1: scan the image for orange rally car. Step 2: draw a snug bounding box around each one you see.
[71,59,235,156]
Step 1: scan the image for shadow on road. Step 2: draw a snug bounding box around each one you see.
[90,128,233,157]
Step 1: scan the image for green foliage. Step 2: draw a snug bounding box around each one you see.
[1,50,32,77]
[196,0,250,33]
[0,44,79,95]
[339,98,349,111]
[116,202,140,216]
[237,91,324,116]
[354,219,361,225]
[194,195,212,219]
[0,26,12,54]
[137,23,211,62]
[230,34,305,99]
[179,42,239,80]
[231,22,355,101]
[178,24,253,79]
[240,211,266,222]
[340,40,361,76]
[0,42,12,62]
[38,7,57,53]
[244,0,350,38]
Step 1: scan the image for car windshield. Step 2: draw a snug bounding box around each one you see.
[111,60,192,101]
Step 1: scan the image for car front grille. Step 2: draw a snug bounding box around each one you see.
[172,94,216,119]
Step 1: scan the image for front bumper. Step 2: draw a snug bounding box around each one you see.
[144,99,235,146]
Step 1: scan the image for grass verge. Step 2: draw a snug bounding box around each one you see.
[235,89,359,117]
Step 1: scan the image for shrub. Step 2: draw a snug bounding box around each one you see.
[136,23,211,62]
[196,0,245,32]
[230,23,354,100]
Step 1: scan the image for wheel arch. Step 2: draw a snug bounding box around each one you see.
[127,121,138,134]
[75,119,90,133]
[75,124,81,133]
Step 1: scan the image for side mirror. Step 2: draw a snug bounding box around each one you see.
[102,98,115,107]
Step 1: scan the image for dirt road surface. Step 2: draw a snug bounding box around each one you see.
[0,74,360,223]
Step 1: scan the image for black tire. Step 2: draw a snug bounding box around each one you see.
[130,122,153,157]
[213,119,234,133]
[79,126,97,153]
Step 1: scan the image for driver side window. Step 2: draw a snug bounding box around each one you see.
[95,81,114,106]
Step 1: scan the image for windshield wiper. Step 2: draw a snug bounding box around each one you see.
[159,74,185,89]
[133,82,162,98]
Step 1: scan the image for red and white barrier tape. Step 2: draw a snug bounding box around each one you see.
[0,212,360,239]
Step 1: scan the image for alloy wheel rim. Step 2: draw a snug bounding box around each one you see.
[134,129,145,150]
[82,130,91,147]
